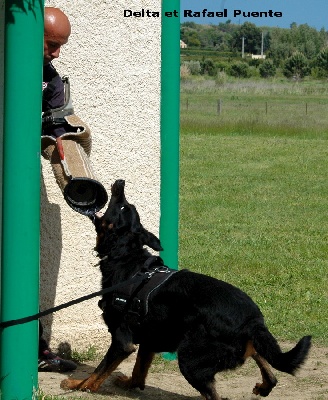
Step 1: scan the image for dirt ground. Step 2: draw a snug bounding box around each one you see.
[39,343,328,400]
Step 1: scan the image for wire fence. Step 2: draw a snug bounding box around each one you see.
[181,98,328,117]
[180,97,328,130]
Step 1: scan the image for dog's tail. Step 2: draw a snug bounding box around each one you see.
[252,327,312,375]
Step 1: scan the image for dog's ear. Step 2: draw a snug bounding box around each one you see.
[140,227,163,251]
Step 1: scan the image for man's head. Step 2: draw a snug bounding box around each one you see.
[44,7,71,65]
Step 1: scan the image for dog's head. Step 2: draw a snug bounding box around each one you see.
[93,179,163,257]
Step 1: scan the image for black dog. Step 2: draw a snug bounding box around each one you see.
[61,179,311,399]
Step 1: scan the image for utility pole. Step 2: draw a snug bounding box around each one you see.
[242,36,245,58]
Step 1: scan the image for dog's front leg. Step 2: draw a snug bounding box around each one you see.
[115,344,155,390]
[61,341,136,392]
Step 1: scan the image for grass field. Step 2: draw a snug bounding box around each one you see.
[179,77,328,346]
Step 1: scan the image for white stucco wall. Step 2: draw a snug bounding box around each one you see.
[41,0,161,352]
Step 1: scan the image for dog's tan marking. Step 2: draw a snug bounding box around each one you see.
[243,340,256,360]
[61,352,129,392]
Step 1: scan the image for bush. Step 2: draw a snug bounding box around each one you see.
[180,64,191,80]
[200,58,217,76]
[215,71,227,85]
[259,60,277,78]
[215,61,230,72]
[228,62,250,78]
[182,60,201,75]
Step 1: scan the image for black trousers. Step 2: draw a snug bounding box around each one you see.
[39,320,49,355]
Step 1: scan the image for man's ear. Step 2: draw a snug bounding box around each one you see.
[140,227,163,251]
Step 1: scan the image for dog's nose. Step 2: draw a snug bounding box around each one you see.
[111,179,126,197]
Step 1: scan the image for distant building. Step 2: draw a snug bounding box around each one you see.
[252,54,266,60]
[180,40,187,48]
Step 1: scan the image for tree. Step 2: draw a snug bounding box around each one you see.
[283,52,310,79]
[231,22,262,54]
[259,60,276,78]
[315,48,328,77]
[180,23,201,47]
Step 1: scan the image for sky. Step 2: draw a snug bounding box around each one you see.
[180,0,328,30]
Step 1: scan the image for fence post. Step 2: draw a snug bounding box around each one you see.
[217,99,222,115]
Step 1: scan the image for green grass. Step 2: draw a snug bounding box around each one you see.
[71,345,99,364]
[179,78,328,346]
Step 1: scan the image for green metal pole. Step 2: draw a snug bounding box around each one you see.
[160,0,180,271]
[160,0,180,362]
[0,2,43,398]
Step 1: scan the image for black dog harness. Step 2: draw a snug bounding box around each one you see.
[98,256,177,327]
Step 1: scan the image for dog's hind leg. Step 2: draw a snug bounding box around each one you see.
[61,341,136,392]
[177,337,235,400]
[252,352,277,397]
[243,340,277,396]
[115,344,155,390]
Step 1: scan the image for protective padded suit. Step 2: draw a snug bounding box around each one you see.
[41,75,107,216]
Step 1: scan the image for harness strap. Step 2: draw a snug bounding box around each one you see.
[108,258,178,328]
[130,267,177,317]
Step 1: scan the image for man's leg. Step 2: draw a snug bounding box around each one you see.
[38,320,77,372]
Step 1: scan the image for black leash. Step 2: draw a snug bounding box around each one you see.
[0,274,147,330]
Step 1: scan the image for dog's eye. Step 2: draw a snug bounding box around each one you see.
[120,206,125,210]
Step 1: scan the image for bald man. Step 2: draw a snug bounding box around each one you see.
[42,7,71,138]
[39,7,77,373]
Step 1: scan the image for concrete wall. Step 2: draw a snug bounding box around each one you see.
[41,0,161,352]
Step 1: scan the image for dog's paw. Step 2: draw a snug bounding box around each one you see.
[114,374,133,388]
[60,378,92,392]
[114,374,145,390]
[61,378,80,390]
[252,382,272,397]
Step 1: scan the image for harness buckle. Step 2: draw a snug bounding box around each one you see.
[144,266,170,279]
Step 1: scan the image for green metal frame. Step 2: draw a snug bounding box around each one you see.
[160,0,180,362]
[0,2,44,398]
[160,0,180,270]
